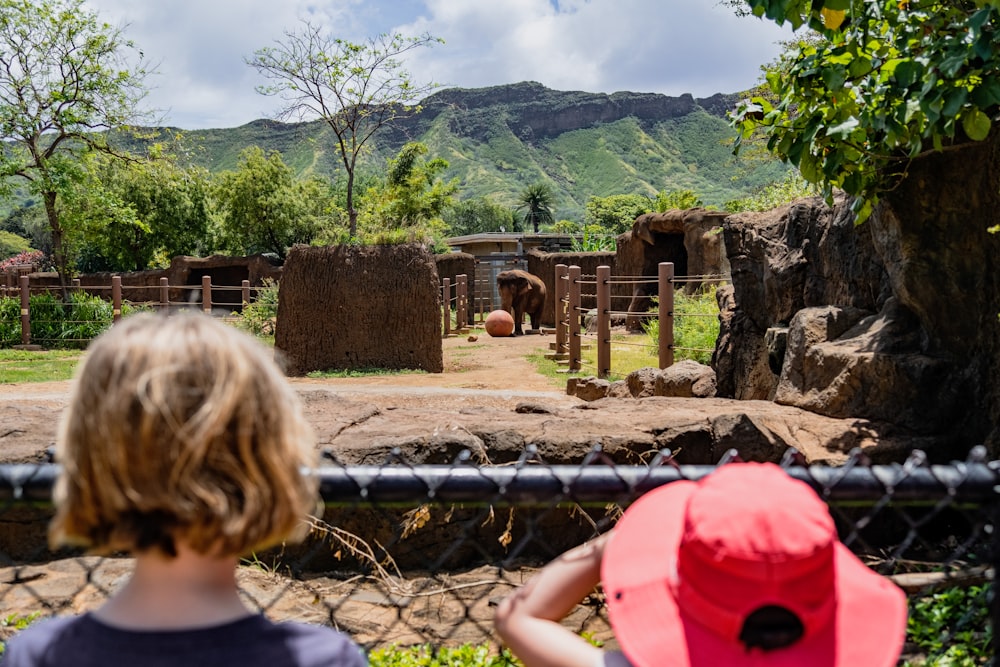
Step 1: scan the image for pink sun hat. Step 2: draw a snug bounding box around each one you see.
[602,462,907,667]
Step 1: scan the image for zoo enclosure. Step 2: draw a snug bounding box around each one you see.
[553,262,727,379]
[0,448,995,664]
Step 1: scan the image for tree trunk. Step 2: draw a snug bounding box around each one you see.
[42,190,70,302]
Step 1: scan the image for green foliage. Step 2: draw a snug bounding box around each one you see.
[443,197,518,236]
[236,278,279,338]
[724,171,816,212]
[0,230,30,258]
[732,0,1000,221]
[644,287,721,365]
[360,142,457,246]
[584,194,652,235]
[0,0,152,283]
[516,183,556,233]
[0,612,41,654]
[213,147,330,259]
[368,643,522,666]
[654,189,703,212]
[571,225,617,252]
[0,292,145,348]
[904,584,992,666]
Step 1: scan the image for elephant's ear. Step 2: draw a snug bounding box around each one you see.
[516,278,531,295]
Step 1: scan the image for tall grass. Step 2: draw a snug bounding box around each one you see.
[644,286,721,365]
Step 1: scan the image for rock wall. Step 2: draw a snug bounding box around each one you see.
[718,189,999,459]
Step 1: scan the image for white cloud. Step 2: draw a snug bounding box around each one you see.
[82,0,793,129]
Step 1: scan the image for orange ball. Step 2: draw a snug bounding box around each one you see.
[485,309,515,337]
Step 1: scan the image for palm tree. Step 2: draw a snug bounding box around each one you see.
[516,183,556,233]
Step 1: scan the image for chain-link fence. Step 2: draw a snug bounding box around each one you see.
[1,446,996,665]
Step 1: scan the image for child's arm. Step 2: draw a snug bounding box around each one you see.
[494,533,611,667]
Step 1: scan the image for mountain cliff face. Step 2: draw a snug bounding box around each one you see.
[168,82,783,220]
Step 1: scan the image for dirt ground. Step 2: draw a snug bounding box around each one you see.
[0,328,564,399]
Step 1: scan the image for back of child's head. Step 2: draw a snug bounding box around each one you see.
[49,312,317,558]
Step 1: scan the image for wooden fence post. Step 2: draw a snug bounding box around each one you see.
[659,262,674,368]
[242,280,251,308]
[159,277,170,311]
[71,278,81,293]
[456,274,468,330]
[202,275,212,313]
[555,264,568,358]
[442,277,451,337]
[112,276,122,323]
[597,265,611,379]
[19,274,29,345]
[568,265,582,372]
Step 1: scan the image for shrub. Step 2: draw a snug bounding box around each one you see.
[237,278,279,338]
[0,292,146,348]
[368,643,521,666]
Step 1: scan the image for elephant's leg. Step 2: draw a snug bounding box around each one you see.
[513,302,526,335]
[528,309,541,332]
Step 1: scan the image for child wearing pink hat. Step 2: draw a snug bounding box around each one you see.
[495,462,907,667]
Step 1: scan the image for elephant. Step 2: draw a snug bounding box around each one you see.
[496,269,547,336]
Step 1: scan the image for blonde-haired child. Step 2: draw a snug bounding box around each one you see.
[2,312,366,667]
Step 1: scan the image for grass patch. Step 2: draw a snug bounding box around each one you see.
[368,642,521,666]
[0,349,82,383]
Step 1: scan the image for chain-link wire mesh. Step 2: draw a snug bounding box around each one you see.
[1,446,996,665]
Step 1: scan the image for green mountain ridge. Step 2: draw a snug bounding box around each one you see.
[139,81,788,221]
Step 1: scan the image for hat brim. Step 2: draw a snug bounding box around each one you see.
[602,481,907,667]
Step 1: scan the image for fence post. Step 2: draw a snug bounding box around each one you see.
[71,278,81,293]
[159,277,170,311]
[442,277,451,337]
[659,262,674,368]
[19,274,29,345]
[202,275,212,313]
[555,264,568,358]
[242,280,251,307]
[597,265,611,379]
[568,265,582,372]
[111,276,122,323]
[456,275,467,331]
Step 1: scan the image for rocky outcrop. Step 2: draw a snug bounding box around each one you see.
[617,208,730,330]
[717,186,999,458]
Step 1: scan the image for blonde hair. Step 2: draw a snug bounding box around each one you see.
[50,312,318,557]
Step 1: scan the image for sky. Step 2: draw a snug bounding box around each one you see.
[82,0,795,131]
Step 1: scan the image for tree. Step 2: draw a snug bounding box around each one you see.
[654,189,704,212]
[0,0,152,293]
[213,147,330,260]
[363,142,457,229]
[730,0,1000,222]
[584,194,653,235]
[65,150,212,272]
[517,183,556,233]
[248,26,443,238]
[444,197,518,236]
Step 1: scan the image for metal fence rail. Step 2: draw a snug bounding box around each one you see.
[0,447,996,664]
